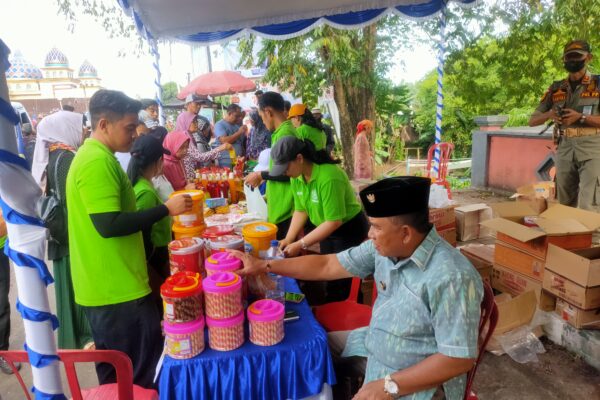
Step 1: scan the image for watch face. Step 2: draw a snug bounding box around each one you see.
[384,379,399,394]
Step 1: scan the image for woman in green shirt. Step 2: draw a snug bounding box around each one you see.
[288,103,327,150]
[127,135,172,304]
[270,136,369,302]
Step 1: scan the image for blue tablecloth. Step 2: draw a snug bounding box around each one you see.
[158,278,336,399]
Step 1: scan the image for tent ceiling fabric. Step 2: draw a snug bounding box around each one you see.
[118,0,475,44]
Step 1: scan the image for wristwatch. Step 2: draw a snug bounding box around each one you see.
[579,114,587,124]
[384,374,400,399]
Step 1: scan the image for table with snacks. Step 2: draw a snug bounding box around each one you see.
[158,277,336,400]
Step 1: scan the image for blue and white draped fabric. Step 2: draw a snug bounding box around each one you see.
[117,0,476,45]
[0,39,66,400]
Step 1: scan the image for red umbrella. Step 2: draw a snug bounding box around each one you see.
[177,71,257,99]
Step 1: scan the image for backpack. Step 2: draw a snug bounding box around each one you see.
[36,151,68,245]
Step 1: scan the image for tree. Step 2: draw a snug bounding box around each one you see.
[161,81,179,103]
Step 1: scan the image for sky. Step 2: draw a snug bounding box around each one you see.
[1,0,437,99]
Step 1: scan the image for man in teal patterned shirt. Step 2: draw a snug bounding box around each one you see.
[231,177,483,399]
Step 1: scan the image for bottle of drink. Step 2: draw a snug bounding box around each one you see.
[228,172,238,204]
[201,173,208,188]
[219,172,230,201]
[265,240,285,304]
[207,173,219,198]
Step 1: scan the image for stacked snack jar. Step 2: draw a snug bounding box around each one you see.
[164,318,205,359]
[168,237,204,275]
[205,312,244,351]
[160,272,203,323]
[202,271,243,319]
[205,251,247,303]
[206,234,244,256]
[247,299,285,346]
[169,189,205,228]
[172,224,206,240]
[242,222,278,258]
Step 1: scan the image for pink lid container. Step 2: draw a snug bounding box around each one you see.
[247,299,284,322]
[202,272,242,294]
[205,312,245,328]
[164,317,205,334]
[204,252,242,273]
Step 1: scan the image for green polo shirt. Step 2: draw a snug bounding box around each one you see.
[297,124,326,150]
[0,236,5,249]
[267,120,298,224]
[291,163,362,226]
[66,138,150,307]
[134,177,172,247]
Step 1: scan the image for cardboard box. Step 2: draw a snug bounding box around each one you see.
[438,227,457,247]
[455,204,493,241]
[545,245,600,288]
[460,244,494,285]
[429,206,456,230]
[543,269,600,310]
[555,298,600,329]
[481,203,600,259]
[492,264,555,311]
[485,291,542,352]
[494,242,545,281]
[511,182,555,214]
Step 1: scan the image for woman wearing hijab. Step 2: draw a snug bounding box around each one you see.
[247,109,271,160]
[163,131,195,191]
[175,111,230,178]
[353,119,374,180]
[32,110,93,349]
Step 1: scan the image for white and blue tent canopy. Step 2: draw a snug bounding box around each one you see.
[117,0,476,44]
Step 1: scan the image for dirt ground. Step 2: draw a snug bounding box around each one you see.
[1,188,599,399]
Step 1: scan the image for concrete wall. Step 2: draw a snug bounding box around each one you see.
[471,126,554,191]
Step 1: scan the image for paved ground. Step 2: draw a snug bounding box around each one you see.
[1,188,599,399]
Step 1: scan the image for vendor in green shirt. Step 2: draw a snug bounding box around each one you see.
[288,103,327,150]
[269,135,369,302]
[245,92,299,239]
[66,89,192,388]
[127,134,173,308]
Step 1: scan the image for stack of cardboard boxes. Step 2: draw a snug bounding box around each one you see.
[429,206,457,246]
[481,202,600,328]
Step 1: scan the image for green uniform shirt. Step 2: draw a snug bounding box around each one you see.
[267,120,298,224]
[66,139,150,307]
[535,70,600,161]
[291,163,362,226]
[134,178,172,248]
[0,236,5,249]
[297,124,326,150]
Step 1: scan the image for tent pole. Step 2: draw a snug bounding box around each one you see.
[433,0,448,179]
[0,40,65,399]
[151,39,165,126]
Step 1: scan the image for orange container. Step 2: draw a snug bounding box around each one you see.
[170,190,205,227]
[242,222,278,258]
[172,223,206,240]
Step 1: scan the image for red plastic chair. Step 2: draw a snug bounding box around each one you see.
[314,277,377,332]
[426,142,454,199]
[0,349,158,400]
[464,281,499,400]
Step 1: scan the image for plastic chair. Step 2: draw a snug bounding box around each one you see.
[314,277,377,332]
[0,349,158,400]
[463,281,499,400]
[426,142,454,199]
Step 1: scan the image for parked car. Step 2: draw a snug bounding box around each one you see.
[11,102,35,166]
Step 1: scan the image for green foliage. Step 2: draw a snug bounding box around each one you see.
[161,82,178,103]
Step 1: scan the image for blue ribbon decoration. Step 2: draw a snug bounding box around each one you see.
[16,300,59,331]
[0,97,19,125]
[24,343,60,369]
[0,197,44,227]
[0,148,31,171]
[31,386,68,400]
[6,244,54,286]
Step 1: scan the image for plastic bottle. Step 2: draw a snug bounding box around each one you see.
[207,173,219,198]
[265,240,285,304]
[219,172,230,201]
[201,173,208,188]
[228,172,238,204]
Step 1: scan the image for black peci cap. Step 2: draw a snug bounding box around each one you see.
[359,177,431,218]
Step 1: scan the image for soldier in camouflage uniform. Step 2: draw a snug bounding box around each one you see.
[529,40,600,212]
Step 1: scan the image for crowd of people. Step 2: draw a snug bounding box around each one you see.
[0,84,483,400]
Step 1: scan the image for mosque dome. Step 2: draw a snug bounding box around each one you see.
[45,47,69,67]
[7,50,43,80]
[78,60,98,77]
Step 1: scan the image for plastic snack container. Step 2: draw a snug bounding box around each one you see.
[170,190,205,227]
[164,317,205,359]
[168,237,204,275]
[242,222,278,258]
[205,312,245,351]
[160,272,203,323]
[247,299,285,346]
[202,271,243,319]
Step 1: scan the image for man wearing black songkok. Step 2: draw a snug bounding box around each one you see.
[230,177,483,400]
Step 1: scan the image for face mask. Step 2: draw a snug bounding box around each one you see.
[564,59,586,73]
